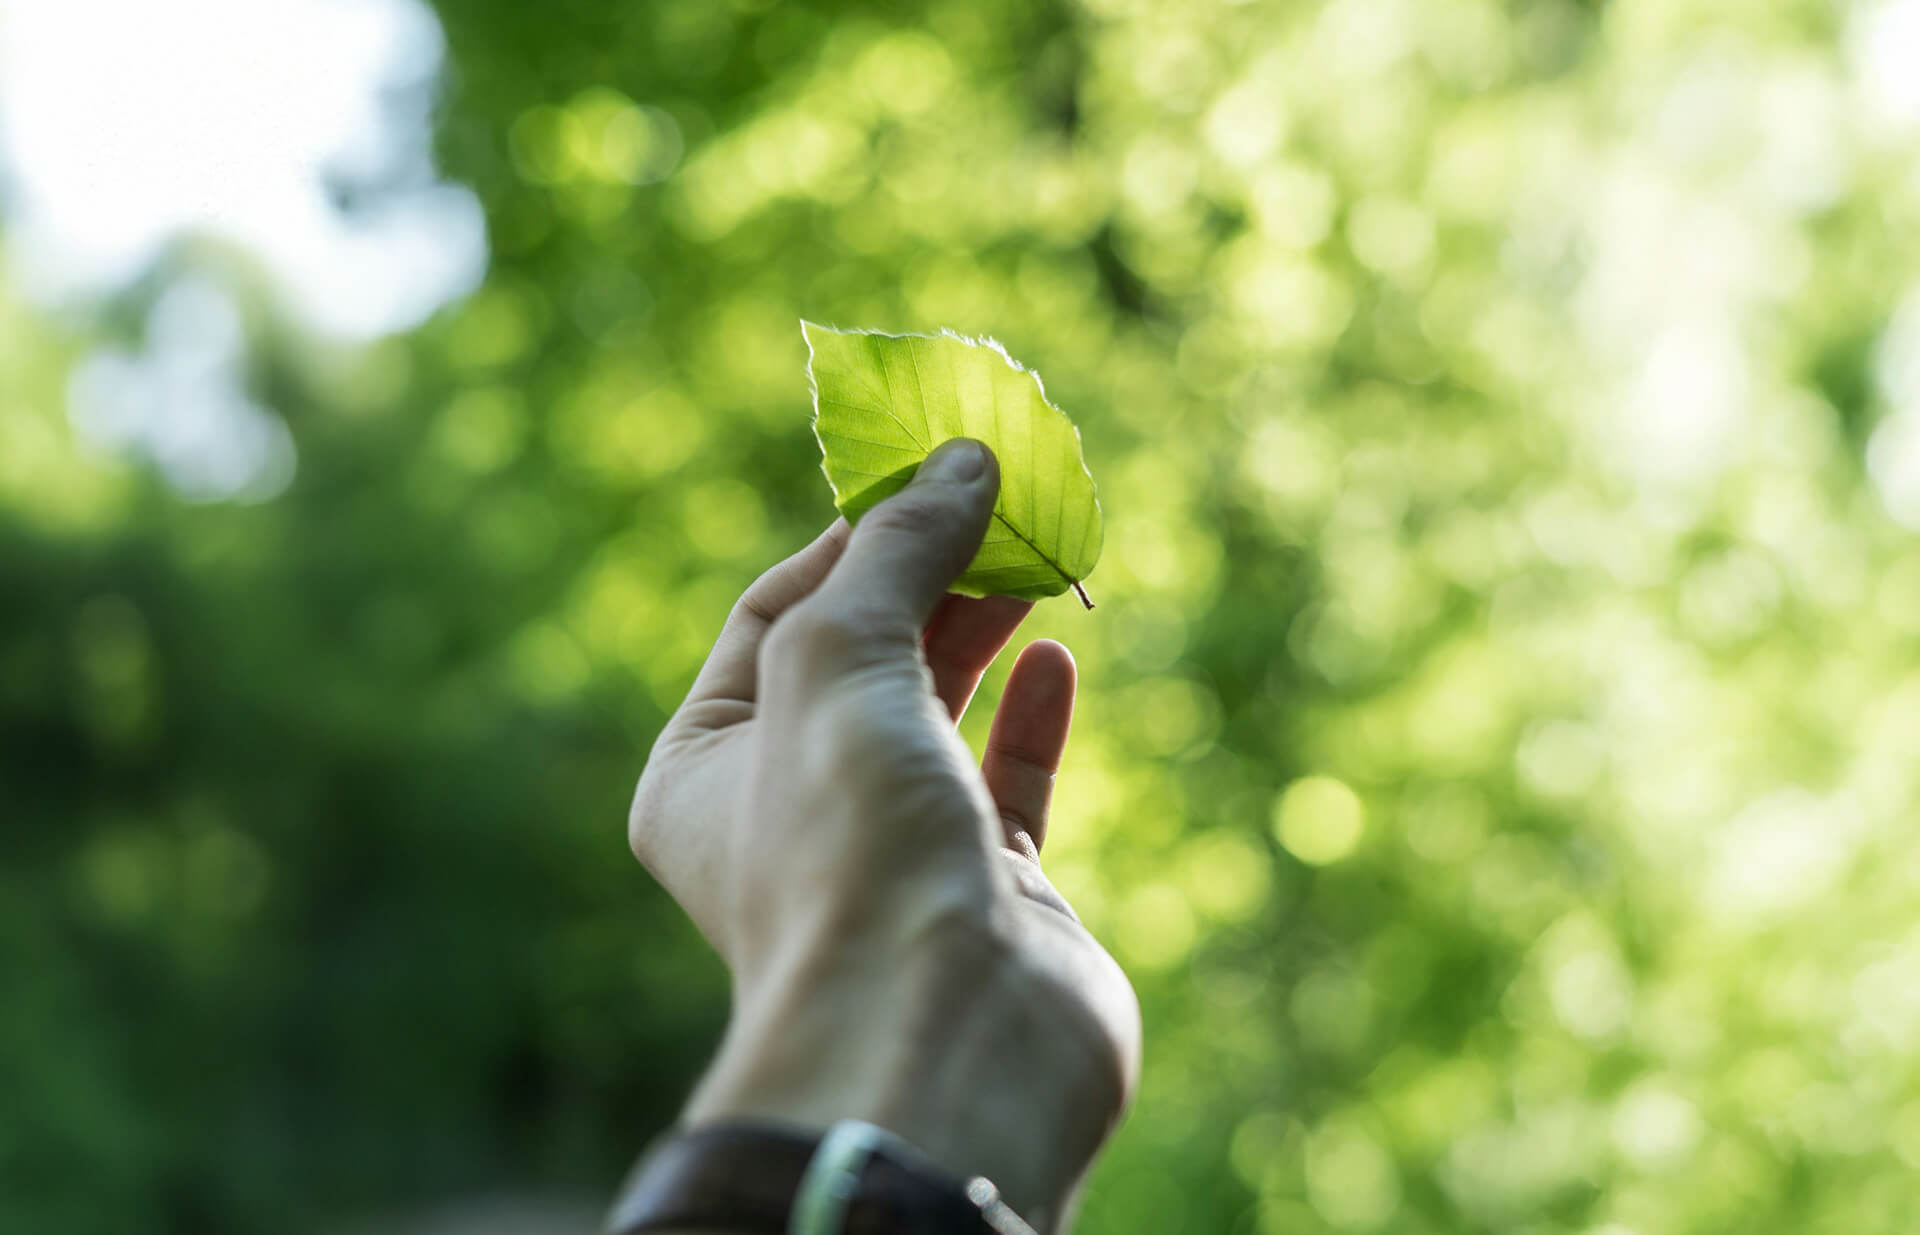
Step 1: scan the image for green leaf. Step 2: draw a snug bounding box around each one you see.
[804,322,1104,608]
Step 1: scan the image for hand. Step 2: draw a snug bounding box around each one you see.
[628,439,1140,1231]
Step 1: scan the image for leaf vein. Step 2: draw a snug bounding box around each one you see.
[865,334,931,451]
[819,397,927,448]
[819,429,925,453]
[963,563,1057,578]
[989,512,1074,587]
[905,336,932,443]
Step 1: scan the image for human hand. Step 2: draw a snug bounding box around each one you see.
[628,439,1139,1230]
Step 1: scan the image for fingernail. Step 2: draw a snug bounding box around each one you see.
[920,438,986,484]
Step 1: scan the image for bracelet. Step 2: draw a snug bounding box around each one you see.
[605,1118,1039,1235]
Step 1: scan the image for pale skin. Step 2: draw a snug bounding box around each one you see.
[627,438,1141,1233]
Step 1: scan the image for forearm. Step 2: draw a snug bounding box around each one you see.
[679,904,1132,1233]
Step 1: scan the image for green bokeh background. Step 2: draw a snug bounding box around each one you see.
[7,1,1920,1232]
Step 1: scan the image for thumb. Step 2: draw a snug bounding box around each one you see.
[809,438,999,637]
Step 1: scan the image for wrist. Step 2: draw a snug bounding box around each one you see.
[684,899,1129,1233]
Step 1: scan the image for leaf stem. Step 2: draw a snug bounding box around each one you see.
[990,512,1093,611]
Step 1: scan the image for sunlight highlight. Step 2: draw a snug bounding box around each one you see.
[0,0,485,339]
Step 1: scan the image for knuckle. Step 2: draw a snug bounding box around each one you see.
[998,802,1039,839]
[986,738,1057,775]
[627,729,696,860]
[731,546,817,627]
[626,775,659,863]
[731,586,780,629]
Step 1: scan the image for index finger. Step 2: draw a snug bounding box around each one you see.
[682,520,850,707]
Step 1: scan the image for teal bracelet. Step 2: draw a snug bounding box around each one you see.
[790,1121,1036,1235]
[606,1117,1038,1235]
[789,1121,889,1235]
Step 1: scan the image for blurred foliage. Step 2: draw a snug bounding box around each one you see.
[7,0,1920,1233]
